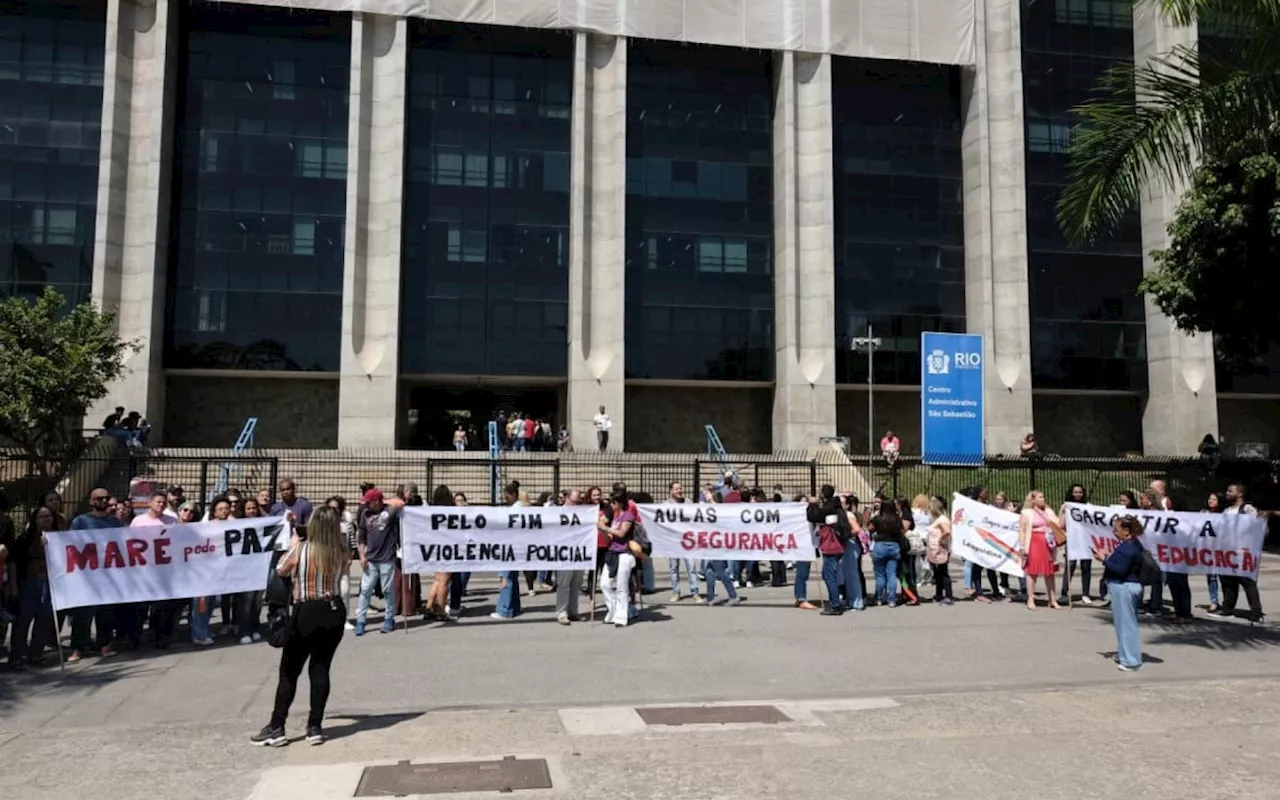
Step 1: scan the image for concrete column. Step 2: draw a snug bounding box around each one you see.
[961,0,1034,454]
[772,51,836,451]
[337,13,406,448]
[567,34,627,450]
[1134,7,1218,455]
[90,0,178,439]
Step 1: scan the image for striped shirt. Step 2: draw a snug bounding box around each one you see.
[277,542,345,603]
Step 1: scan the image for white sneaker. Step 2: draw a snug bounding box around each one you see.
[489,612,512,621]
[344,621,354,631]
[251,632,263,642]
[446,607,460,617]
[239,635,252,645]
[557,613,570,626]
[1080,595,1093,605]
[194,637,214,647]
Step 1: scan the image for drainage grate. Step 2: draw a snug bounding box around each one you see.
[635,705,791,726]
[354,757,553,796]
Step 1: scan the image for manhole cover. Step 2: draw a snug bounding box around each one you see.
[635,705,791,726]
[354,757,552,796]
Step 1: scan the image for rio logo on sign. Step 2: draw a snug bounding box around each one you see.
[920,332,984,465]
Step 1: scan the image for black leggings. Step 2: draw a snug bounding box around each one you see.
[932,563,952,600]
[270,599,345,729]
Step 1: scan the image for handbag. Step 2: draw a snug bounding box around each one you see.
[628,524,653,560]
[266,602,295,649]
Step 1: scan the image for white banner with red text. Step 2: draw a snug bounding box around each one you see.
[950,493,1025,578]
[1065,502,1266,578]
[47,516,289,611]
[636,503,812,562]
[400,506,597,572]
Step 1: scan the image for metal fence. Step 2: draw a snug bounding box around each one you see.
[3,447,1277,529]
[851,454,1280,511]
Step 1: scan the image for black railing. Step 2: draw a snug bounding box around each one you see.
[4,448,1277,530]
[852,454,1280,511]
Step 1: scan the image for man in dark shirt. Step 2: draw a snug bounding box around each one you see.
[269,478,314,534]
[354,489,399,635]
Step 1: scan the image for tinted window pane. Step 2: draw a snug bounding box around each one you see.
[401,23,572,377]
[833,59,964,385]
[1021,0,1147,390]
[625,41,773,381]
[166,3,349,371]
[0,2,105,307]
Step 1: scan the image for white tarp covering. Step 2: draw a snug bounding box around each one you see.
[233,0,975,66]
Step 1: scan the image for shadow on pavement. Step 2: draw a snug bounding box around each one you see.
[1147,620,1280,651]
[321,712,422,741]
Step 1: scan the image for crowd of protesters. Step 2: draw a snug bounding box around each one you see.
[0,473,1269,682]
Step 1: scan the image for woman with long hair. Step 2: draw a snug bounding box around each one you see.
[1018,490,1061,610]
[325,495,356,631]
[7,506,58,669]
[251,507,349,747]
[423,486,457,621]
[448,492,470,615]
[1059,484,1093,604]
[926,496,954,604]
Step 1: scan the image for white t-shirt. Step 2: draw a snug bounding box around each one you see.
[594,413,612,432]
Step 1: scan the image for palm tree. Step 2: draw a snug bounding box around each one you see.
[1057,0,1280,244]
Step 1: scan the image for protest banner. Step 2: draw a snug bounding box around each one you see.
[1065,502,1266,578]
[950,493,1024,578]
[400,506,596,572]
[48,516,289,611]
[637,503,813,561]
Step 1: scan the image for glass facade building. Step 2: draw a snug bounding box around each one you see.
[624,42,774,381]
[401,23,572,377]
[1021,0,1148,391]
[833,58,965,386]
[5,0,1268,453]
[165,3,350,371]
[0,1,105,306]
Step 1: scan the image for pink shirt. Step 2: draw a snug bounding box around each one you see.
[880,436,900,452]
[130,512,178,528]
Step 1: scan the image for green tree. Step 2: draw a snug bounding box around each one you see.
[1142,148,1280,365]
[0,287,139,468]
[1056,1,1280,360]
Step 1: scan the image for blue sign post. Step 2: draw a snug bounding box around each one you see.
[921,332,984,464]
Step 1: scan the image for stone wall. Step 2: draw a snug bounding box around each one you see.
[164,377,339,448]
[1217,398,1280,454]
[835,390,921,454]
[624,386,773,453]
[1032,394,1143,456]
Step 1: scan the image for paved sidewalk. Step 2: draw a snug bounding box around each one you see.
[2,571,1279,799]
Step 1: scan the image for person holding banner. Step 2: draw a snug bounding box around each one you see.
[1059,485,1094,605]
[354,489,400,635]
[6,505,56,669]
[1098,516,1146,671]
[1017,491,1061,611]
[926,497,954,605]
[66,488,121,662]
[1211,484,1265,623]
[251,507,349,747]
[600,491,638,626]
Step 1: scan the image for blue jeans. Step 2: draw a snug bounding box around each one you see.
[871,541,900,605]
[496,570,522,618]
[1166,572,1192,618]
[357,561,398,625]
[1206,574,1220,605]
[190,597,213,641]
[12,577,53,662]
[669,558,701,596]
[821,555,842,608]
[454,440,465,451]
[793,560,811,603]
[514,437,525,451]
[1108,581,1143,668]
[703,561,737,603]
[841,540,865,609]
